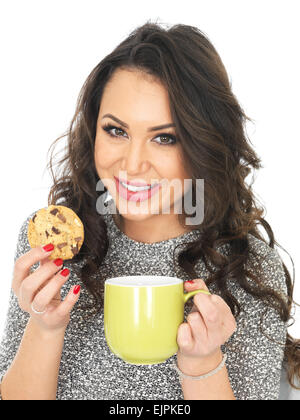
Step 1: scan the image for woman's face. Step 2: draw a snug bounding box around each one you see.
[94,68,190,225]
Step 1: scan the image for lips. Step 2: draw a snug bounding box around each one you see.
[114,176,161,202]
[115,176,153,187]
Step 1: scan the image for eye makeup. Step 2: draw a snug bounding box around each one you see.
[101,123,177,146]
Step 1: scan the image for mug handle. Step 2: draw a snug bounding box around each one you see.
[183,288,210,304]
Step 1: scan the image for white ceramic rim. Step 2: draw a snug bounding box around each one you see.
[105,275,183,287]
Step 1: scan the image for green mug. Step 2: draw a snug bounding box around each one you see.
[104,275,210,365]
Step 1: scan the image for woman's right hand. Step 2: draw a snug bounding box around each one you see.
[12,243,81,334]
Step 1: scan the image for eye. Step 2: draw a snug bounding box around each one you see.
[102,124,127,138]
[152,133,177,146]
[101,124,177,146]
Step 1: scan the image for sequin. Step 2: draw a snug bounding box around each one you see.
[0,200,288,400]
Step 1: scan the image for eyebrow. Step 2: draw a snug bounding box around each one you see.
[101,113,176,132]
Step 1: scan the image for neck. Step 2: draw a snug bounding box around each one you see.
[113,213,193,243]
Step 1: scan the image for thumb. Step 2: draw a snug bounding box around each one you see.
[184,278,209,292]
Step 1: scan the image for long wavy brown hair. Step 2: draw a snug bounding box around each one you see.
[47,21,300,389]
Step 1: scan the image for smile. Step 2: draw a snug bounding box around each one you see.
[120,181,152,192]
[114,176,161,202]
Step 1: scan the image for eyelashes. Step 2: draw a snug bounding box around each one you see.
[101,123,177,146]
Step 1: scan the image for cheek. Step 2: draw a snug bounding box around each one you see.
[94,138,116,170]
[160,149,188,182]
[159,150,190,206]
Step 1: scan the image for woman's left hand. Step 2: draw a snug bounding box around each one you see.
[176,278,237,372]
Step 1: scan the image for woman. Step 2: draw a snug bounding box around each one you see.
[0,22,299,400]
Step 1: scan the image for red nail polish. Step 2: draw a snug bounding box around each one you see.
[60,268,70,277]
[43,243,54,252]
[186,280,195,284]
[73,285,81,295]
[53,258,64,266]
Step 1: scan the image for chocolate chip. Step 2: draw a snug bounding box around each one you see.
[52,227,61,234]
[57,242,67,249]
[57,213,66,223]
[45,230,49,238]
[50,208,59,216]
[71,244,79,255]
[32,214,37,223]
[74,237,82,242]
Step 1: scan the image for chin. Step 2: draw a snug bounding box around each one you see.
[116,199,160,221]
[119,212,154,223]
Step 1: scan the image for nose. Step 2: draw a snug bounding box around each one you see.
[120,139,150,174]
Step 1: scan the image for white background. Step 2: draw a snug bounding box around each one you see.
[0,0,299,338]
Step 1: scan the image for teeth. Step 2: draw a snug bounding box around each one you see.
[120,181,151,192]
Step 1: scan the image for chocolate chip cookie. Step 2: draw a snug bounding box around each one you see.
[27,205,84,260]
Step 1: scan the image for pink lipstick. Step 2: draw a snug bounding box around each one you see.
[114,176,161,202]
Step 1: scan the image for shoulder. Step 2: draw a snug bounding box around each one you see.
[246,233,288,297]
[213,233,288,298]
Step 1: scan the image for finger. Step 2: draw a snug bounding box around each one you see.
[189,303,199,313]
[184,278,209,292]
[210,295,237,338]
[210,294,231,313]
[193,292,220,332]
[37,256,62,293]
[186,310,207,342]
[40,255,52,266]
[177,322,194,352]
[54,285,81,317]
[31,268,70,312]
[19,258,64,309]
[13,244,55,291]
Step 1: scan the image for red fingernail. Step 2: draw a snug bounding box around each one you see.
[43,243,54,252]
[73,285,81,295]
[186,280,195,284]
[54,258,64,266]
[61,268,70,277]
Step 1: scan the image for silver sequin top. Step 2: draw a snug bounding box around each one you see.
[0,201,288,400]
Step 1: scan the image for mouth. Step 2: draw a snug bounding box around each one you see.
[114,176,161,202]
